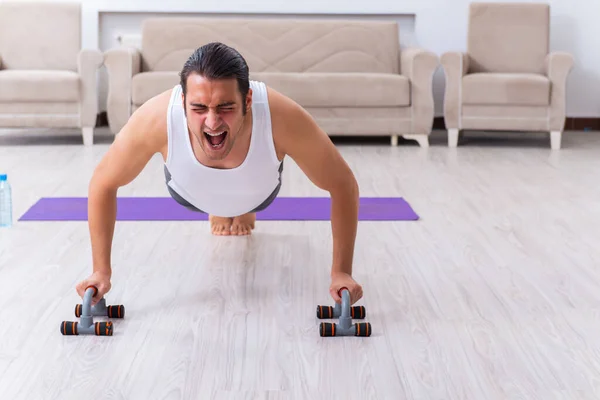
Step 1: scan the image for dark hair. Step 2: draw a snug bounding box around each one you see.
[179,42,250,114]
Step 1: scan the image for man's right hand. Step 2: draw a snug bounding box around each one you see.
[76,271,112,306]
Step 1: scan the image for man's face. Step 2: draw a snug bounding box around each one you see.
[182,73,251,161]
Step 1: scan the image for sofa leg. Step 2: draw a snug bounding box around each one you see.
[448,129,459,147]
[391,135,398,146]
[550,131,562,150]
[82,127,93,146]
[402,134,429,148]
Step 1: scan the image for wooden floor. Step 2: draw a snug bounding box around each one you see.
[1,127,600,399]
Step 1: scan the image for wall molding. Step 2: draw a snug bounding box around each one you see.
[82,0,421,48]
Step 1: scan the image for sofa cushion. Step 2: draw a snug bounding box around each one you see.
[140,18,400,74]
[0,70,80,102]
[132,71,411,107]
[462,73,549,106]
[132,72,180,105]
[251,72,410,107]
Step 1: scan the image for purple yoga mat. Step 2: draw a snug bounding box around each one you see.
[19,197,419,221]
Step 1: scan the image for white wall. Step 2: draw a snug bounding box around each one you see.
[6,0,600,118]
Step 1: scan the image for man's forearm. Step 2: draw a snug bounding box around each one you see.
[88,184,118,277]
[329,182,359,276]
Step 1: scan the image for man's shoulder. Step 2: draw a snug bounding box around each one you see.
[136,87,173,119]
[119,88,174,153]
[263,84,318,157]
[265,85,306,124]
[127,88,173,133]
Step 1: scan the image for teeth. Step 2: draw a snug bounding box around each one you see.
[204,131,225,136]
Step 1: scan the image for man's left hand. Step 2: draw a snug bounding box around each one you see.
[329,272,363,305]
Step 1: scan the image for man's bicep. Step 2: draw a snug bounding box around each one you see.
[91,130,151,191]
[283,105,355,193]
[91,102,166,191]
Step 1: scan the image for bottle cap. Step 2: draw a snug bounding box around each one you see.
[0,174,6,181]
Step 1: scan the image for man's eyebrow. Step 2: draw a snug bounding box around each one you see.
[190,101,236,107]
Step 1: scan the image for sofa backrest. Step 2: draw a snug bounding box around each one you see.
[467,2,549,74]
[140,18,400,74]
[0,2,81,71]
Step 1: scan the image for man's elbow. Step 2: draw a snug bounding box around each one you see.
[330,171,359,199]
[349,174,359,198]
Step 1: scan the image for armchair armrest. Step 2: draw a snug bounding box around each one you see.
[0,54,3,69]
[545,51,574,131]
[77,48,103,128]
[400,47,439,134]
[104,47,141,134]
[440,52,470,129]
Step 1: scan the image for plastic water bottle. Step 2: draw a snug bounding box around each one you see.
[0,174,12,228]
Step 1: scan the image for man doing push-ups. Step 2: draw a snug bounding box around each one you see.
[76,42,363,306]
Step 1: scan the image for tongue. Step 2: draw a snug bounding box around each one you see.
[208,133,225,146]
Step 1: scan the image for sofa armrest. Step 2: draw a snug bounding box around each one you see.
[545,51,574,131]
[104,47,141,134]
[440,52,469,129]
[77,48,103,128]
[400,47,439,134]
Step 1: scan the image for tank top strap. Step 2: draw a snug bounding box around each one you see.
[165,84,188,168]
[247,80,280,166]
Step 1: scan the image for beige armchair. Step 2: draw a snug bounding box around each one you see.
[0,2,103,145]
[441,2,574,149]
[104,17,439,147]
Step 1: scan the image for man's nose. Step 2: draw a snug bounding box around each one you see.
[205,110,221,129]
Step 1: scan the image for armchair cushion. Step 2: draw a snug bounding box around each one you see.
[0,70,79,102]
[0,2,81,71]
[467,2,550,74]
[462,73,550,106]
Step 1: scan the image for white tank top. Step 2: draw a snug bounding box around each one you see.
[164,80,282,217]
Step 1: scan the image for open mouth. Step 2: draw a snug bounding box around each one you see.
[203,130,228,149]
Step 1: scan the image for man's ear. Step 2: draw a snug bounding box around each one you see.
[245,88,253,112]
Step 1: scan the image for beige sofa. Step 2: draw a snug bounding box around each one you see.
[441,2,574,149]
[104,18,439,147]
[0,1,103,145]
